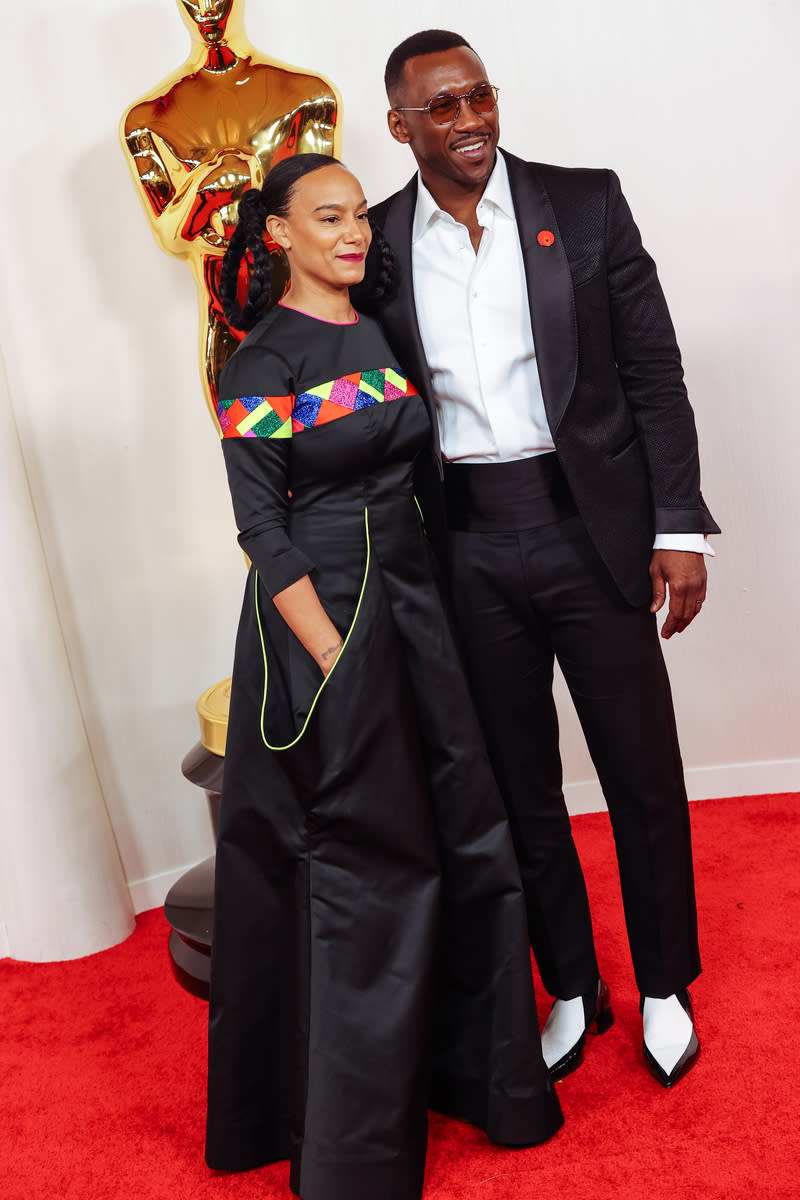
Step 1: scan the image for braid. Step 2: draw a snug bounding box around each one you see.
[351,224,397,313]
[369,224,396,303]
[220,189,273,332]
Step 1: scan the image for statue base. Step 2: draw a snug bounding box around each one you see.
[164,678,231,999]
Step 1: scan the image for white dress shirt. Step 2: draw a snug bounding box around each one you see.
[411,153,711,555]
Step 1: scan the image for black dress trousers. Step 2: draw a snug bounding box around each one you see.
[443,455,701,1001]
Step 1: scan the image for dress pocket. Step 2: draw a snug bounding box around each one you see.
[255,508,372,752]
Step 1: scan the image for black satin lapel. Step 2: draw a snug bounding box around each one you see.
[378,179,437,420]
[504,152,577,435]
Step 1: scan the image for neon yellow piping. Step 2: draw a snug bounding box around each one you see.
[413,494,426,530]
[254,508,371,752]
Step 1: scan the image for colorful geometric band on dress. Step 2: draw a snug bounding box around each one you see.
[292,368,419,432]
[217,392,294,439]
[217,368,419,439]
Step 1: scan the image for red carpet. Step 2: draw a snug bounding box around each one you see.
[2,792,798,1200]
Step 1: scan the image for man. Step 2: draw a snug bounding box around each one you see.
[369,29,719,1089]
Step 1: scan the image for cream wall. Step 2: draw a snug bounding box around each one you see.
[0,0,797,943]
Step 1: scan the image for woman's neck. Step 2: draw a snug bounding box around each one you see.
[281,283,356,325]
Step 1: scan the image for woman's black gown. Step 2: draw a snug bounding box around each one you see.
[205,304,562,1200]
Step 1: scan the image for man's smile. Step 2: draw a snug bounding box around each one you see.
[451,136,490,161]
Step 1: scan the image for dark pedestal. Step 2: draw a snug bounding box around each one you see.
[180,740,224,838]
[163,742,223,1000]
[164,856,215,999]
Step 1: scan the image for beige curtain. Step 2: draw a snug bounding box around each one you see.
[0,349,134,961]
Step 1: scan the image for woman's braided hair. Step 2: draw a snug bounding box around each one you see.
[349,221,395,315]
[220,154,396,332]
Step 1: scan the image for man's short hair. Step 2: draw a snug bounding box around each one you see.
[384,30,474,103]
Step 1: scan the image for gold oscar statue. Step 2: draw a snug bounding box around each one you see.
[120,0,342,755]
[120,0,342,428]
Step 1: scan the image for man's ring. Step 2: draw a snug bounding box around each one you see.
[695,600,703,607]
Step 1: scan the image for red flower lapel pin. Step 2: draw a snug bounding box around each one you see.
[537,229,555,247]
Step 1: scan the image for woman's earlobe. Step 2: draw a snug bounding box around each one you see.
[266,216,290,250]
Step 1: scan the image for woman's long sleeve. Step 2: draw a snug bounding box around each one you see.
[217,344,314,597]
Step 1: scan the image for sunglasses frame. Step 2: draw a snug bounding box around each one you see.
[394,83,500,126]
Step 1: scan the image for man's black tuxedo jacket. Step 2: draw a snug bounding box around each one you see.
[368,149,719,608]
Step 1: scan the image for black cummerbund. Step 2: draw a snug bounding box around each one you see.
[443,452,576,532]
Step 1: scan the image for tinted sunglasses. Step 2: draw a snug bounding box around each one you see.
[395,83,499,126]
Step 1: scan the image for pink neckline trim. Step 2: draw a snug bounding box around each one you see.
[279,301,359,327]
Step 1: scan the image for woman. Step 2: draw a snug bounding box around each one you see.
[205,154,562,1200]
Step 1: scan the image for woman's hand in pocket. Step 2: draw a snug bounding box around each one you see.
[318,636,344,675]
[273,575,343,675]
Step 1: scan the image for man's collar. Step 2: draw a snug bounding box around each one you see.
[412,149,513,243]
[481,149,514,218]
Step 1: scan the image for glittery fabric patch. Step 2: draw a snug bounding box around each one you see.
[217,394,294,439]
[291,368,419,432]
[218,370,419,439]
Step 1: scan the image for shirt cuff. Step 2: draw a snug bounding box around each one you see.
[653,533,716,557]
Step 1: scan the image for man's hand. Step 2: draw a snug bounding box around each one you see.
[649,550,707,639]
